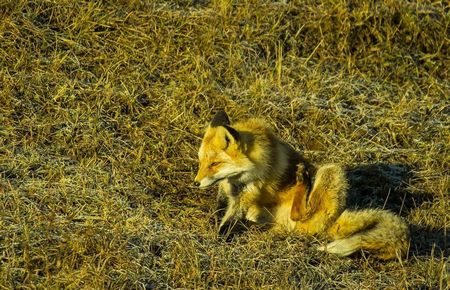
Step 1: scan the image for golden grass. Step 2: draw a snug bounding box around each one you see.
[0,0,449,288]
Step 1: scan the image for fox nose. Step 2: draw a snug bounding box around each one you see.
[193,181,200,187]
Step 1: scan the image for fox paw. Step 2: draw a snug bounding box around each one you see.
[218,219,250,242]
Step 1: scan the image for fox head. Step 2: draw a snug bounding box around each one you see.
[194,110,255,188]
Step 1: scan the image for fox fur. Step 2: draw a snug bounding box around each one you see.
[194,110,410,260]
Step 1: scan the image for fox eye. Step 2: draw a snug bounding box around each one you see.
[210,162,222,167]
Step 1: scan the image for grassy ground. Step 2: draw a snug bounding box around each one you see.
[0,0,449,289]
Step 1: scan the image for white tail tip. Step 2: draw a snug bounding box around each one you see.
[317,237,361,257]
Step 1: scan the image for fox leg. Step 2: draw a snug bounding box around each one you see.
[217,181,275,237]
[218,197,239,232]
[292,164,347,235]
[217,183,243,236]
[216,188,228,221]
[218,195,257,238]
[290,162,314,221]
[246,204,274,225]
[218,199,273,237]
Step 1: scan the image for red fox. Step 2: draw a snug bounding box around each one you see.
[194,110,410,260]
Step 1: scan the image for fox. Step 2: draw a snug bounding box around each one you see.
[194,110,410,260]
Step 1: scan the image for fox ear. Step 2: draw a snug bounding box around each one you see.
[211,109,230,127]
[223,125,240,147]
[214,125,240,149]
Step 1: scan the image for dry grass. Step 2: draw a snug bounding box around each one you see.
[0,0,449,289]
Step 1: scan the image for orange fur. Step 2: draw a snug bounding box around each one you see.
[195,111,410,260]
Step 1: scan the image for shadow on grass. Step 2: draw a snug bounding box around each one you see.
[346,163,449,258]
[409,225,449,257]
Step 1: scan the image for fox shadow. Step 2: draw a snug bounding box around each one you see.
[345,163,449,258]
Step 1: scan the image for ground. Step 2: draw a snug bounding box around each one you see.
[0,0,449,289]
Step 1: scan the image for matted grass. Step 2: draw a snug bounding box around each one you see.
[0,0,449,289]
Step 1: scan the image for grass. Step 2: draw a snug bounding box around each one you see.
[0,0,449,289]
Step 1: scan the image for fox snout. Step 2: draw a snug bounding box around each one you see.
[194,169,205,187]
[193,177,200,187]
[194,163,229,188]
[194,172,217,188]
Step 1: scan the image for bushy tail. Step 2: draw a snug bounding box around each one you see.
[318,209,410,260]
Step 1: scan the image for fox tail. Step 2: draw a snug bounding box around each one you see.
[318,209,410,260]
